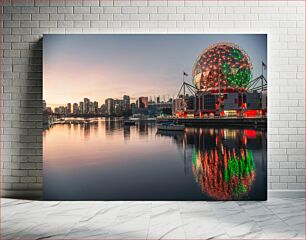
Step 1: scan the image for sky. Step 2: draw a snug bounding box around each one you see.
[43,34,267,107]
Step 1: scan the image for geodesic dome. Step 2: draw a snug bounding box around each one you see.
[193,42,253,92]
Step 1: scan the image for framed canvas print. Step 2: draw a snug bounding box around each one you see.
[43,34,267,200]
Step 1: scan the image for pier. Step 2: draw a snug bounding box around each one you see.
[157,117,267,128]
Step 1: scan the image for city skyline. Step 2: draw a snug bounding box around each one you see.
[46,94,171,111]
[43,34,267,106]
[44,94,173,117]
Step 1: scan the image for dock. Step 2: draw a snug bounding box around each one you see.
[157,117,267,128]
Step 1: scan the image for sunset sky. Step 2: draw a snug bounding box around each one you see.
[43,34,267,108]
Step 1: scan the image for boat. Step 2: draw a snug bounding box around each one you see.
[156,122,185,131]
[124,120,136,126]
[147,117,157,121]
[129,117,140,121]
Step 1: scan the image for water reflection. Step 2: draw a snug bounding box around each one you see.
[43,118,266,200]
[156,128,266,200]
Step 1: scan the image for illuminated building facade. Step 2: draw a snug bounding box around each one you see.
[173,42,266,118]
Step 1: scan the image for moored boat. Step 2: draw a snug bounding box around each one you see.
[156,122,185,131]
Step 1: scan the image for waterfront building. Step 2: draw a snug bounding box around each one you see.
[89,102,94,114]
[93,101,99,114]
[131,103,137,115]
[84,98,90,114]
[186,96,195,110]
[113,99,123,116]
[123,95,130,111]
[57,106,65,114]
[79,102,84,114]
[67,103,71,114]
[73,103,79,114]
[245,92,261,110]
[100,104,106,115]
[148,102,172,116]
[114,103,123,116]
[172,98,185,114]
[105,98,114,115]
[171,42,266,118]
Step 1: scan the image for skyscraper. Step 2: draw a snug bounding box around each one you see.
[79,102,84,114]
[93,101,99,114]
[100,104,106,115]
[73,103,79,114]
[89,102,94,114]
[123,95,130,111]
[105,98,114,115]
[84,98,90,114]
[67,103,71,114]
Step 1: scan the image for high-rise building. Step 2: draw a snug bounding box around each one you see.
[67,103,71,114]
[114,103,123,115]
[73,103,79,114]
[84,98,90,114]
[138,97,148,109]
[43,100,47,110]
[123,95,130,111]
[59,106,65,114]
[131,103,137,114]
[100,104,106,115]
[79,102,84,114]
[93,101,99,114]
[89,102,94,114]
[105,98,114,115]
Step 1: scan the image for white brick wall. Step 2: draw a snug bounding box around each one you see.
[1,0,305,198]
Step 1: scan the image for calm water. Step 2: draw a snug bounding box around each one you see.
[43,117,267,201]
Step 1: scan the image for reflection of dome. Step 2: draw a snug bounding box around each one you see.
[193,42,252,92]
[192,148,256,200]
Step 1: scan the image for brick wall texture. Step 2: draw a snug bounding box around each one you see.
[0,0,305,198]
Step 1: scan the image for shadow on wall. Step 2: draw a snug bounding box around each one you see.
[2,38,43,200]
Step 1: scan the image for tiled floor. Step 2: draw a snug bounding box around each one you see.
[1,198,305,239]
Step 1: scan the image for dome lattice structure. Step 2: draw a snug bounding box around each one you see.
[193,42,253,92]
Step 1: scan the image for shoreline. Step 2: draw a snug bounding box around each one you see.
[157,117,267,129]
